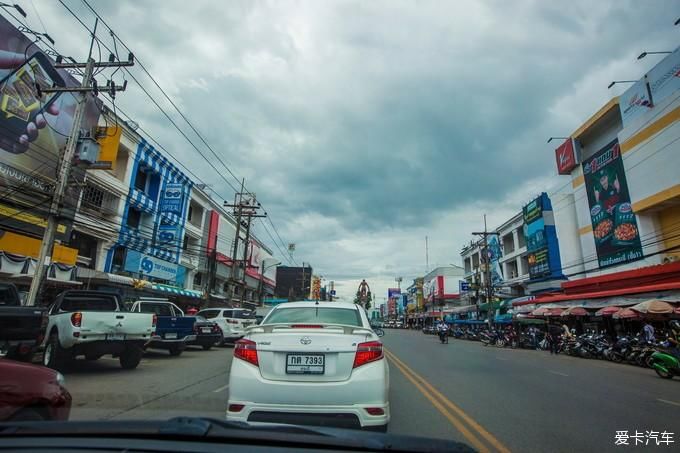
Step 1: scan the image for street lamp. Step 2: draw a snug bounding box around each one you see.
[637,51,672,60]
[547,137,569,144]
[608,80,637,89]
[0,3,26,17]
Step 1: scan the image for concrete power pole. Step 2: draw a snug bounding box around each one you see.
[26,18,133,306]
[224,182,266,308]
[472,214,499,326]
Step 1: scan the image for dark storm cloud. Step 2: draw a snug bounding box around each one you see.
[32,0,679,292]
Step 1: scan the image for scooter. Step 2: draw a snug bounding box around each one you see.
[649,350,680,379]
[438,329,449,344]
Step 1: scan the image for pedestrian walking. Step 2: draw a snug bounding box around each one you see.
[642,321,655,343]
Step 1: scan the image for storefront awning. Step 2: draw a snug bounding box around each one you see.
[449,304,478,314]
[151,283,203,299]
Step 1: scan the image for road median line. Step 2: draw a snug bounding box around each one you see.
[385,350,489,453]
[385,349,511,453]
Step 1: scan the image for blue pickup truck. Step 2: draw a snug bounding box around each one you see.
[128,299,196,356]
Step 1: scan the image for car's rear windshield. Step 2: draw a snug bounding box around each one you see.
[197,310,219,319]
[264,307,362,327]
[224,310,254,319]
[59,297,118,312]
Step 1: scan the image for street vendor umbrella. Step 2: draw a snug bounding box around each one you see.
[561,306,588,317]
[613,308,641,319]
[595,306,621,317]
[630,299,674,314]
[532,307,564,317]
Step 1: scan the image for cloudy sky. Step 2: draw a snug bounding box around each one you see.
[30,0,678,304]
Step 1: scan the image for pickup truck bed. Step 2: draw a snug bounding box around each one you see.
[128,299,196,356]
[0,284,46,361]
[42,291,155,371]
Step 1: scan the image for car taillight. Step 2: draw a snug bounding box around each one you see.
[228,404,244,412]
[234,338,258,366]
[70,312,82,327]
[365,407,385,416]
[152,314,157,328]
[353,341,383,369]
[291,324,323,328]
[212,324,220,333]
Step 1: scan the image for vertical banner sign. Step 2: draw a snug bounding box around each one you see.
[157,181,185,263]
[486,236,503,285]
[524,196,550,279]
[582,139,643,268]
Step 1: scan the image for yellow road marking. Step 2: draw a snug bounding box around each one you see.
[386,349,512,453]
[385,350,489,453]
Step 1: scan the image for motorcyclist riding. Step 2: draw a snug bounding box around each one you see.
[668,320,680,359]
[437,320,449,344]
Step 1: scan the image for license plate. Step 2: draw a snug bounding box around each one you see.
[201,328,211,333]
[108,333,125,341]
[165,333,178,339]
[286,353,325,374]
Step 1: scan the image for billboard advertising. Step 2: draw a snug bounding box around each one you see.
[554,138,578,175]
[387,288,401,299]
[582,140,643,268]
[523,193,564,280]
[486,235,503,285]
[647,46,680,107]
[619,78,652,126]
[0,15,101,240]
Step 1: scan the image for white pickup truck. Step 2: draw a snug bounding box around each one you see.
[41,290,155,371]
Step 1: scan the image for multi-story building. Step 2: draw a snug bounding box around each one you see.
[423,266,465,312]
[512,47,680,311]
[274,265,313,300]
[496,212,529,297]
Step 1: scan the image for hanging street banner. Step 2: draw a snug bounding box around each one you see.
[582,139,643,268]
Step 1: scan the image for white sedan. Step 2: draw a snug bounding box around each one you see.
[227,301,389,431]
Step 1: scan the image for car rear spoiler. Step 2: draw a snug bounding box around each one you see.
[247,323,374,336]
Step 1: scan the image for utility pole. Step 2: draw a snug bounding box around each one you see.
[301,262,306,300]
[224,181,266,308]
[26,19,132,306]
[472,214,499,326]
[425,236,429,273]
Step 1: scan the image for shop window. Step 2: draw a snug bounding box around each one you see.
[183,234,189,251]
[71,231,98,269]
[187,205,193,222]
[127,208,141,229]
[193,273,202,286]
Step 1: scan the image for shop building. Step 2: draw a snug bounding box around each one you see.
[274,265,313,300]
[423,266,465,313]
[496,212,529,297]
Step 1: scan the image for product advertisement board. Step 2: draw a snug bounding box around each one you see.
[0,16,101,240]
[582,139,643,268]
[523,193,564,280]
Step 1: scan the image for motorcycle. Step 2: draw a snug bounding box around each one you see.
[649,349,680,379]
[438,329,449,344]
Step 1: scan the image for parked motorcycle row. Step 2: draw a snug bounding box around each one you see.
[422,324,680,380]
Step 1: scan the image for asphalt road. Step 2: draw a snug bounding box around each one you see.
[60,331,680,452]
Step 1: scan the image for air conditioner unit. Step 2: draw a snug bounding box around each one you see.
[663,255,679,264]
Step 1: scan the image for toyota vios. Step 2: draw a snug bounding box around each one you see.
[227,301,389,431]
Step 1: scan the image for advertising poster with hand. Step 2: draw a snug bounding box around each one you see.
[0,15,101,239]
[582,139,643,268]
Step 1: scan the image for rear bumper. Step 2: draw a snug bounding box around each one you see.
[227,357,389,428]
[147,335,196,349]
[189,334,221,345]
[228,402,390,429]
[70,340,147,356]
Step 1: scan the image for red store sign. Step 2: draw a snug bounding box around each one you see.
[555,138,578,175]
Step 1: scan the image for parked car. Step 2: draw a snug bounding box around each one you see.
[187,316,222,350]
[0,358,71,421]
[0,283,48,362]
[196,308,256,345]
[227,301,389,432]
[127,299,196,356]
[42,291,155,371]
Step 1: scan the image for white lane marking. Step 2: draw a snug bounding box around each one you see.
[657,398,680,407]
[547,370,569,377]
[213,384,230,393]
